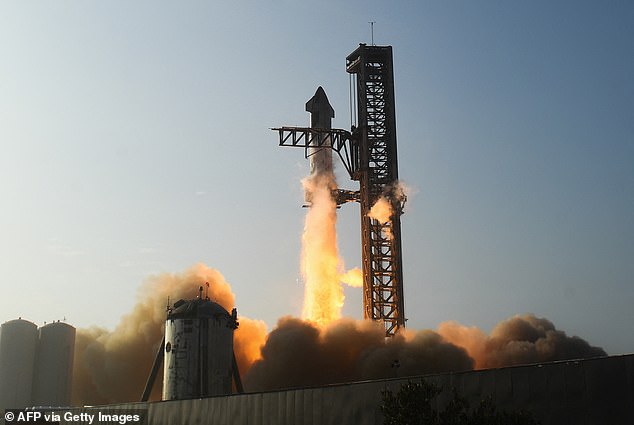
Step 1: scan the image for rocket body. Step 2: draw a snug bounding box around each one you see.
[305,87,335,171]
[305,87,336,202]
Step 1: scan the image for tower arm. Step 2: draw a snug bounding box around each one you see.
[272,127,359,179]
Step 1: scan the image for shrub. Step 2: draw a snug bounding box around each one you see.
[381,380,539,425]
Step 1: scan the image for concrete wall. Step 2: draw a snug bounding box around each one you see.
[73,354,634,425]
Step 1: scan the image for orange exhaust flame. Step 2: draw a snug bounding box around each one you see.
[300,173,344,326]
[340,267,363,288]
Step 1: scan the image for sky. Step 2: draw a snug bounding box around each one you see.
[1,1,632,355]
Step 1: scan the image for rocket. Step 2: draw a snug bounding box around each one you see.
[305,86,335,177]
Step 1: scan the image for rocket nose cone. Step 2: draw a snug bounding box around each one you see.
[306,86,335,118]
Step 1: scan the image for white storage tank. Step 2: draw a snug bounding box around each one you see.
[31,321,76,406]
[0,319,38,410]
[162,293,238,400]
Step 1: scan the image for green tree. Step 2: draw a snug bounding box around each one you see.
[381,380,539,425]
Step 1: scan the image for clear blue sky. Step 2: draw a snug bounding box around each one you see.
[1,1,632,354]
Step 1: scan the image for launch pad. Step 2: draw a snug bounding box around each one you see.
[274,44,405,336]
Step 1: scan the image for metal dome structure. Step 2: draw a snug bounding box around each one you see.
[162,288,239,400]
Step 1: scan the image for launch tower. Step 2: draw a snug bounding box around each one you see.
[275,44,405,336]
[347,44,405,336]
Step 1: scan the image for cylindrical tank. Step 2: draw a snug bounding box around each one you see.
[31,321,76,406]
[162,296,238,400]
[0,319,38,410]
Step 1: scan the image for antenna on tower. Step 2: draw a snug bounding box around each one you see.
[369,21,376,45]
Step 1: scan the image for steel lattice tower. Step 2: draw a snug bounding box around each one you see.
[346,44,405,336]
[274,44,405,336]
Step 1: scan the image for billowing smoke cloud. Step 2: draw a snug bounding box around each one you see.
[243,317,473,392]
[70,264,606,402]
[243,314,606,392]
[438,314,607,369]
[71,264,267,405]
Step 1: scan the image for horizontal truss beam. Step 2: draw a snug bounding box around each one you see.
[273,127,358,179]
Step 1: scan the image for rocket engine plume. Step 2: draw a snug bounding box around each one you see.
[299,86,359,326]
[300,172,345,325]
